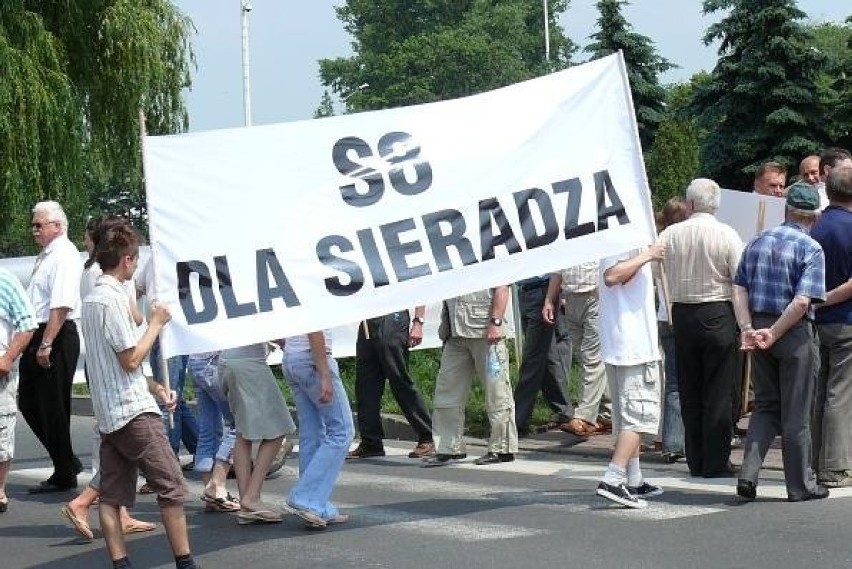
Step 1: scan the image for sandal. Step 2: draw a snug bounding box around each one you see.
[123,519,157,534]
[282,502,326,528]
[0,498,7,513]
[61,504,94,541]
[237,507,282,525]
[201,492,240,512]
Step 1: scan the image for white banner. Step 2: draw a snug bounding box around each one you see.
[144,53,656,358]
[716,189,785,243]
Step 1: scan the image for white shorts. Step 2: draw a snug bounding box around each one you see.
[0,413,16,462]
[606,362,660,435]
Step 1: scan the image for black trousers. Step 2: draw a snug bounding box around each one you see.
[354,312,433,448]
[513,286,573,433]
[672,302,737,476]
[18,321,81,484]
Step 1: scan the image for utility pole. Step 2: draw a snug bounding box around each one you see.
[543,0,551,63]
[240,0,253,126]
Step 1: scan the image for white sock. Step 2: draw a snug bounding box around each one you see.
[602,463,626,486]
[627,457,642,487]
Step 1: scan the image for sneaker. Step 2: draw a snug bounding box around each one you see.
[817,470,852,488]
[408,441,436,458]
[628,481,664,498]
[596,481,647,509]
[267,439,294,477]
[346,444,386,460]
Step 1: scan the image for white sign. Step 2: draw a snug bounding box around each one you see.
[716,189,786,243]
[144,53,656,357]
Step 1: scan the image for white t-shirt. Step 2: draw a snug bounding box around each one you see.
[598,251,660,366]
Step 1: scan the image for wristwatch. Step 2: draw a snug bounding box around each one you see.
[412,316,425,325]
[489,317,503,326]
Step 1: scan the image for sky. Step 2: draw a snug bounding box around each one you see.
[174,0,848,133]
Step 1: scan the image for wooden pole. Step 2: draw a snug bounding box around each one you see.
[740,201,766,418]
[139,109,174,429]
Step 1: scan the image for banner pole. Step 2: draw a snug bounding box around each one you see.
[139,109,174,429]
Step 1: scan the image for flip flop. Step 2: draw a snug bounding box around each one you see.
[61,504,94,541]
[0,498,7,513]
[305,513,349,530]
[201,492,240,512]
[123,520,157,534]
[282,502,326,528]
[237,508,282,525]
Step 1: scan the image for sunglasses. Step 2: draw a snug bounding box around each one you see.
[31,221,59,230]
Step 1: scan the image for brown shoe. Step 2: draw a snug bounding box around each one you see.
[595,416,613,435]
[408,441,436,458]
[346,444,385,459]
[557,418,594,436]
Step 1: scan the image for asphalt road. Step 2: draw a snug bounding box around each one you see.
[2,414,851,569]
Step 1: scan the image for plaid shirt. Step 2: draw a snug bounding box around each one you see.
[734,222,826,317]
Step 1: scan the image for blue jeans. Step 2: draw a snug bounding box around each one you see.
[150,339,198,455]
[282,352,354,521]
[187,354,235,472]
[660,322,685,454]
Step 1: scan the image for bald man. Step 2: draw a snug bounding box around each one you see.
[800,156,821,186]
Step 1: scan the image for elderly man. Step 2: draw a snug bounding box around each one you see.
[20,201,84,493]
[424,287,518,466]
[0,268,38,512]
[799,155,821,186]
[658,179,743,478]
[733,183,828,502]
[815,148,852,209]
[811,167,852,487]
[753,162,787,197]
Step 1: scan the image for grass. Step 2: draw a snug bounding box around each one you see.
[75,342,584,438]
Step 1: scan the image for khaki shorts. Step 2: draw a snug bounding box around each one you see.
[606,362,661,435]
[99,413,188,508]
[0,413,15,462]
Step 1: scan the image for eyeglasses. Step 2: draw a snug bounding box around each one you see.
[31,221,59,230]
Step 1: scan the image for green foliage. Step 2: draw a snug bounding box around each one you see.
[645,82,701,207]
[585,0,674,152]
[808,21,852,150]
[693,0,831,189]
[314,90,336,118]
[318,0,578,112]
[0,1,194,255]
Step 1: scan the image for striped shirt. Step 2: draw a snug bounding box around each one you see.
[734,222,826,317]
[0,268,38,413]
[82,274,160,433]
[658,213,743,303]
[559,261,598,294]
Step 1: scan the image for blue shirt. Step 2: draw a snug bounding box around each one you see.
[734,222,826,317]
[812,206,852,325]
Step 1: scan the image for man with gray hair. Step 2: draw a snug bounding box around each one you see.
[810,167,852,487]
[658,178,744,478]
[20,201,84,493]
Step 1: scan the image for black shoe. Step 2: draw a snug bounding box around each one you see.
[473,452,514,465]
[596,481,647,509]
[28,478,77,494]
[422,453,466,467]
[736,479,757,501]
[662,452,685,464]
[789,485,830,502]
[71,456,83,476]
[628,481,664,497]
[346,444,386,460]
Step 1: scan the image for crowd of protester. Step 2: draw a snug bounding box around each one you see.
[0,147,849,568]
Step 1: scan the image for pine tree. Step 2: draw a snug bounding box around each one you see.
[585,0,674,152]
[693,0,829,190]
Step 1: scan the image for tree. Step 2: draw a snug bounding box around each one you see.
[645,81,702,207]
[808,20,852,149]
[692,0,830,190]
[314,90,336,118]
[318,0,578,112]
[0,0,194,255]
[584,0,674,153]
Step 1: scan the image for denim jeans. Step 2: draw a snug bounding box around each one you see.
[150,339,198,455]
[659,322,684,454]
[187,353,235,472]
[282,352,354,520]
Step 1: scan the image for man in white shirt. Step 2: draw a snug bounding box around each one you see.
[20,201,84,493]
[595,245,665,509]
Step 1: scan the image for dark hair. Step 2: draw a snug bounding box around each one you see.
[85,215,126,269]
[659,197,690,230]
[820,147,852,175]
[95,222,140,272]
